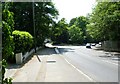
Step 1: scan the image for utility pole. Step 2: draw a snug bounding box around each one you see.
[32,0,36,53]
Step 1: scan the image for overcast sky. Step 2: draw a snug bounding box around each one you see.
[53,0,96,23]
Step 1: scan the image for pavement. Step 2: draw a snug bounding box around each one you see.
[5,48,93,82]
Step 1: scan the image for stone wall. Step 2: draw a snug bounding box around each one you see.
[102,41,120,52]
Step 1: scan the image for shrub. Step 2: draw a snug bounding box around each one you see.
[12,30,33,54]
[2,28,15,62]
[2,3,15,62]
[2,59,12,84]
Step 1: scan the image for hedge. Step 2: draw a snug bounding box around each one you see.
[2,2,15,63]
[2,21,15,62]
[12,30,33,54]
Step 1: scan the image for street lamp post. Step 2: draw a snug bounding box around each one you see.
[32,0,36,53]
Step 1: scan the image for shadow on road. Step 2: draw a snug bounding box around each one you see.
[99,53,120,61]
[35,48,58,62]
[58,48,75,54]
[93,48,103,51]
[36,48,57,56]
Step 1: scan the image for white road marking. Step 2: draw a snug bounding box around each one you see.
[101,60,118,66]
[54,48,95,82]
[54,47,118,82]
[76,48,119,66]
[55,48,60,54]
[63,57,95,82]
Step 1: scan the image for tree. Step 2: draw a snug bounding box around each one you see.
[68,16,88,44]
[86,23,99,42]
[89,2,120,41]
[51,18,69,44]
[69,17,77,27]
[9,2,58,46]
[34,2,58,46]
[68,25,84,44]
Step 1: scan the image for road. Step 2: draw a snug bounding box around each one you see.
[5,48,93,82]
[56,46,119,82]
[5,46,119,82]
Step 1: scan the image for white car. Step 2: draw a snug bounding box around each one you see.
[45,43,52,47]
[91,43,96,46]
[95,44,101,48]
[99,42,102,45]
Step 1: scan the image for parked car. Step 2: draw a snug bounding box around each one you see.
[99,42,102,45]
[91,43,96,46]
[95,44,101,48]
[44,43,53,48]
[86,43,91,48]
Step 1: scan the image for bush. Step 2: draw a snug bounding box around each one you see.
[2,21,15,63]
[12,30,33,54]
[2,59,12,84]
[2,2,15,62]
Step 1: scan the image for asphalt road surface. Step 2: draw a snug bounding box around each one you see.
[57,46,119,82]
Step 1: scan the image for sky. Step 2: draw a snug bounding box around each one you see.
[53,0,96,23]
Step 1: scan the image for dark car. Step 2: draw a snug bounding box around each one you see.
[86,43,91,48]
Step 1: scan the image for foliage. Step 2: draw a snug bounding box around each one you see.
[2,59,12,84]
[68,16,88,44]
[51,18,69,44]
[88,2,120,41]
[69,17,77,27]
[86,23,99,42]
[52,16,88,44]
[2,2,15,62]
[9,2,59,47]
[12,30,33,54]
[68,25,84,44]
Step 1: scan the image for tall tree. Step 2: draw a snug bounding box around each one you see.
[88,2,120,41]
[69,16,88,44]
[10,2,58,46]
[51,18,69,44]
[34,2,58,46]
[68,25,84,44]
[69,17,77,27]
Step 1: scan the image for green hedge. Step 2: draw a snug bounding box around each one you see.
[2,21,15,62]
[12,30,33,54]
[2,2,15,63]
